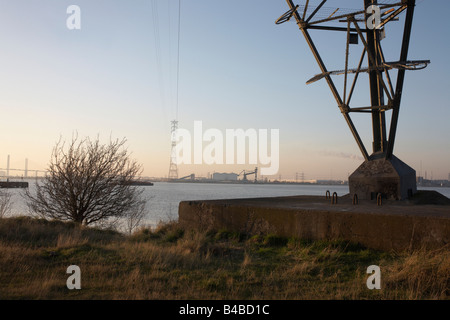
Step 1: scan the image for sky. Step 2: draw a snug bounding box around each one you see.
[0,0,449,181]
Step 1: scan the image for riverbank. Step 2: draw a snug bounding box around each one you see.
[0,216,447,299]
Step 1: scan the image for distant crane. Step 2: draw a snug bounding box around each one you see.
[238,167,258,183]
[178,173,195,181]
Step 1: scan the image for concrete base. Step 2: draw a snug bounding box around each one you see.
[349,153,416,200]
[178,192,450,251]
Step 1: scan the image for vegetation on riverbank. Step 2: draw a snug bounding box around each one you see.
[0,216,448,299]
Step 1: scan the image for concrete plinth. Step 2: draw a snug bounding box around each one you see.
[349,154,416,200]
[178,192,450,251]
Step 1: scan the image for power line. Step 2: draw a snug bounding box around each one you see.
[176,0,181,121]
[151,0,181,122]
[151,0,166,114]
[167,0,173,116]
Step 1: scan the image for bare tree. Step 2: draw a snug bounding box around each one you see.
[0,190,12,218]
[25,135,147,227]
[124,199,148,235]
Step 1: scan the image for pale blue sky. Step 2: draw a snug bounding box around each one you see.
[0,0,448,180]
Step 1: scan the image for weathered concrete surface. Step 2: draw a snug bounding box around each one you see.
[178,192,450,251]
[349,154,417,200]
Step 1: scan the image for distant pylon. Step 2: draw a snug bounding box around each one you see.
[168,120,179,180]
[25,158,28,178]
[6,155,10,178]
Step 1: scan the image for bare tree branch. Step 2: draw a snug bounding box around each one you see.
[0,190,13,218]
[25,135,147,227]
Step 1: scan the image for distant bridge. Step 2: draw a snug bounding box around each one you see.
[0,167,48,179]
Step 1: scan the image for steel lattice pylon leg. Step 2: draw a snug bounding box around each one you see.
[277,0,428,200]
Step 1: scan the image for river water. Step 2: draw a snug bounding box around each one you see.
[4,181,450,228]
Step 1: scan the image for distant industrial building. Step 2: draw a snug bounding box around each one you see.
[212,172,238,181]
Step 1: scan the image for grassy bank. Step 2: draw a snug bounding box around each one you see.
[0,216,448,299]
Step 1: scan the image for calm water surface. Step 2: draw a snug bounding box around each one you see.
[5,181,450,228]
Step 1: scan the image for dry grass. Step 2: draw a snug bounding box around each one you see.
[0,216,448,300]
[382,247,450,299]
